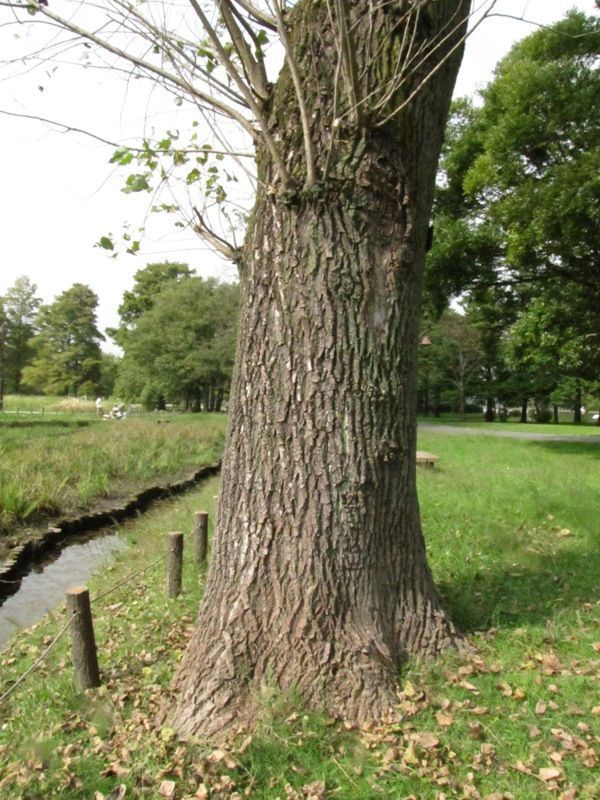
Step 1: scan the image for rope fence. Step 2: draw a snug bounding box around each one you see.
[0,612,77,705]
[92,552,168,604]
[0,507,210,705]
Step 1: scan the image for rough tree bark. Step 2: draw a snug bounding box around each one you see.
[170,0,470,739]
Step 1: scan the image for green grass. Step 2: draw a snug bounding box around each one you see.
[419,413,600,435]
[0,414,228,540]
[0,436,598,799]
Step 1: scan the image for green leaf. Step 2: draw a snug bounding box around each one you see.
[109,147,134,166]
[97,236,115,251]
[122,174,151,193]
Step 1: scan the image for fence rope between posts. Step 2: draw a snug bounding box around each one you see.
[0,550,170,703]
[0,612,78,706]
[92,552,168,604]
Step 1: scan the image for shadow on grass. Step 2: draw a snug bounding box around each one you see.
[438,542,600,634]
[526,439,600,459]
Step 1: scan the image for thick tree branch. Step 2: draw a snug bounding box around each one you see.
[218,0,270,100]
[332,0,362,126]
[230,0,277,32]
[273,2,317,188]
[188,0,289,188]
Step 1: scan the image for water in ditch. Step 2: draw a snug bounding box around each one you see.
[0,532,127,649]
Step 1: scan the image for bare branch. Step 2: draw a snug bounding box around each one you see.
[333,0,362,125]
[188,0,289,188]
[0,107,254,158]
[193,206,241,262]
[218,0,270,100]
[230,0,277,32]
[273,2,317,188]
[376,1,494,128]
[15,3,258,137]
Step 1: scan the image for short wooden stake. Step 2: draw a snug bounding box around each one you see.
[66,586,100,690]
[192,511,209,565]
[167,531,184,598]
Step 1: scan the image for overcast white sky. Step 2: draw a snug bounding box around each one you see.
[0,0,596,351]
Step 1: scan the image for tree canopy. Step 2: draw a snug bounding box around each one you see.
[108,262,194,349]
[0,276,41,394]
[424,9,600,421]
[22,283,104,396]
[116,275,239,410]
[428,9,600,304]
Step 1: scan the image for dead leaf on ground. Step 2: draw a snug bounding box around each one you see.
[158,779,176,798]
[412,731,440,749]
[539,767,562,782]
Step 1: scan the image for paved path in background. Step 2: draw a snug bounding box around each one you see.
[418,423,600,444]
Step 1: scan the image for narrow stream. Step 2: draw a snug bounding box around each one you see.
[0,532,127,649]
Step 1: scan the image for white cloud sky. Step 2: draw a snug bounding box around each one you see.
[0,0,596,350]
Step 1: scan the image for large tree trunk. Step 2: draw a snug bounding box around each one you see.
[170,0,469,739]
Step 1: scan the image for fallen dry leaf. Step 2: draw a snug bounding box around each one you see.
[559,789,577,800]
[435,711,453,727]
[535,701,547,715]
[412,731,440,749]
[460,680,480,695]
[539,767,562,782]
[302,780,325,798]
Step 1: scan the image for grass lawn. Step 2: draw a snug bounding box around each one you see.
[0,435,598,799]
[418,414,600,436]
[0,412,228,542]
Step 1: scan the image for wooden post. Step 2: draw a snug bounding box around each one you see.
[66,586,100,690]
[192,511,209,565]
[167,531,184,598]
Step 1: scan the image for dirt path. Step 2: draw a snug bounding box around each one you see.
[418,424,600,444]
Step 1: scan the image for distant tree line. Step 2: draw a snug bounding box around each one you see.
[0,265,239,412]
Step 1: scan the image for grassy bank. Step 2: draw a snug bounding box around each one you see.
[0,414,228,541]
[0,435,598,799]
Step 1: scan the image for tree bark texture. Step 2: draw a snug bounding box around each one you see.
[170,0,470,739]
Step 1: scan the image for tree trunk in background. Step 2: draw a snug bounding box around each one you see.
[484,397,495,422]
[170,0,469,739]
[553,404,559,424]
[520,399,528,423]
[573,385,582,424]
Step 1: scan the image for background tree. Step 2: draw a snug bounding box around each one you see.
[425,10,599,424]
[419,310,484,417]
[429,10,600,302]
[99,352,121,399]
[22,283,104,396]
[3,0,474,736]
[108,262,193,350]
[116,277,238,411]
[1,276,42,394]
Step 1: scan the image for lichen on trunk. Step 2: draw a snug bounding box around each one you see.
[169,0,470,739]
